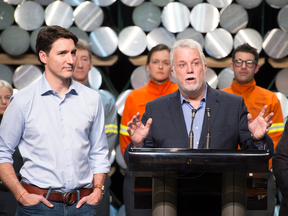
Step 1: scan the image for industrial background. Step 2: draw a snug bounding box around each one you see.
[0,0,288,214]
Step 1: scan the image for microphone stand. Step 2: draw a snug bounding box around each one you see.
[189,109,197,149]
[205,108,211,149]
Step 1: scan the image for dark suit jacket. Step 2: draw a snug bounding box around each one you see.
[273,120,288,216]
[124,85,273,164]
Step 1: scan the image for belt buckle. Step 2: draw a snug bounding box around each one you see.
[63,192,75,205]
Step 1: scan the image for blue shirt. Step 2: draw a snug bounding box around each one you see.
[0,74,110,192]
[181,85,207,149]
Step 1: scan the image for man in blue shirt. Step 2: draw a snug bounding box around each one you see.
[0,26,110,216]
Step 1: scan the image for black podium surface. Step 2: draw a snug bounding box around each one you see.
[128,148,270,173]
[128,148,270,216]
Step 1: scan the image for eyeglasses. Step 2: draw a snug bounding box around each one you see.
[233,59,257,68]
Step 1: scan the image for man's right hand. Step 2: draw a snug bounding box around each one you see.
[19,192,53,208]
[126,112,152,148]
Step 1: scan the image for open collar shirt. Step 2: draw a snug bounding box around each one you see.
[181,84,207,149]
[0,74,110,192]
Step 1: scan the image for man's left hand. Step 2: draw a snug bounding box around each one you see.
[76,189,103,208]
[248,105,274,141]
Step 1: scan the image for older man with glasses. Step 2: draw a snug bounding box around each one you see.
[222,43,284,216]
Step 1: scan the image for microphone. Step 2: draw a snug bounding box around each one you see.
[205,108,211,149]
[189,109,197,148]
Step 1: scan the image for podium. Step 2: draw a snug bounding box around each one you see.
[128,148,270,216]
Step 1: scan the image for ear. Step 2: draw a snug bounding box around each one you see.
[39,50,47,65]
[230,61,234,70]
[145,64,150,72]
[254,64,260,75]
[171,68,175,78]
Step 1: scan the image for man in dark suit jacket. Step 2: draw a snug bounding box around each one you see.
[124,39,274,163]
[273,120,288,216]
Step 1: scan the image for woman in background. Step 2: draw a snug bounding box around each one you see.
[0,80,23,216]
[119,44,178,216]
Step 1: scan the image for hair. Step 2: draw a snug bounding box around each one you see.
[36,25,78,65]
[232,43,259,63]
[147,44,170,65]
[0,80,13,95]
[170,39,206,71]
[76,39,92,60]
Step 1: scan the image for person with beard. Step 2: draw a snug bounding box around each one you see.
[123,39,274,215]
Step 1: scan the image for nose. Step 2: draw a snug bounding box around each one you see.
[0,97,7,104]
[187,64,194,73]
[158,62,163,69]
[76,58,83,68]
[67,53,75,65]
[241,61,247,68]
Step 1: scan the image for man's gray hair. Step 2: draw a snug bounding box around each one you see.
[170,39,206,71]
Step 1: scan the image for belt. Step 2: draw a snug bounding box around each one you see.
[21,183,93,205]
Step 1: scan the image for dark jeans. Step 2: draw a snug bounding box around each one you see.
[16,201,97,216]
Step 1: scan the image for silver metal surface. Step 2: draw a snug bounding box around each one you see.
[179,0,203,8]
[266,0,288,9]
[278,5,288,33]
[116,89,133,116]
[34,0,54,6]
[68,26,89,42]
[118,26,147,57]
[150,0,173,7]
[130,65,149,89]
[276,68,288,97]
[217,67,234,90]
[263,28,288,59]
[13,65,42,90]
[14,1,44,31]
[235,0,262,9]
[89,27,118,57]
[1,26,30,56]
[121,0,144,7]
[176,28,205,48]
[207,0,232,8]
[132,2,161,32]
[146,27,176,51]
[3,0,23,5]
[0,64,14,85]
[92,0,116,7]
[30,26,46,53]
[45,1,74,28]
[161,2,190,33]
[274,92,288,119]
[0,2,14,30]
[220,3,248,34]
[204,67,218,89]
[88,66,102,90]
[64,0,85,7]
[205,28,233,59]
[190,3,220,33]
[234,28,263,53]
[74,1,104,32]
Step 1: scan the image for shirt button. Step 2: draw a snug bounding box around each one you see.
[197,142,199,144]
[66,148,69,150]
[64,133,66,135]
[67,163,70,166]
[68,179,71,182]
[62,117,64,120]
[196,127,198,129]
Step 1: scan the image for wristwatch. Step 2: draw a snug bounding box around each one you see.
[94,184,105,195]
